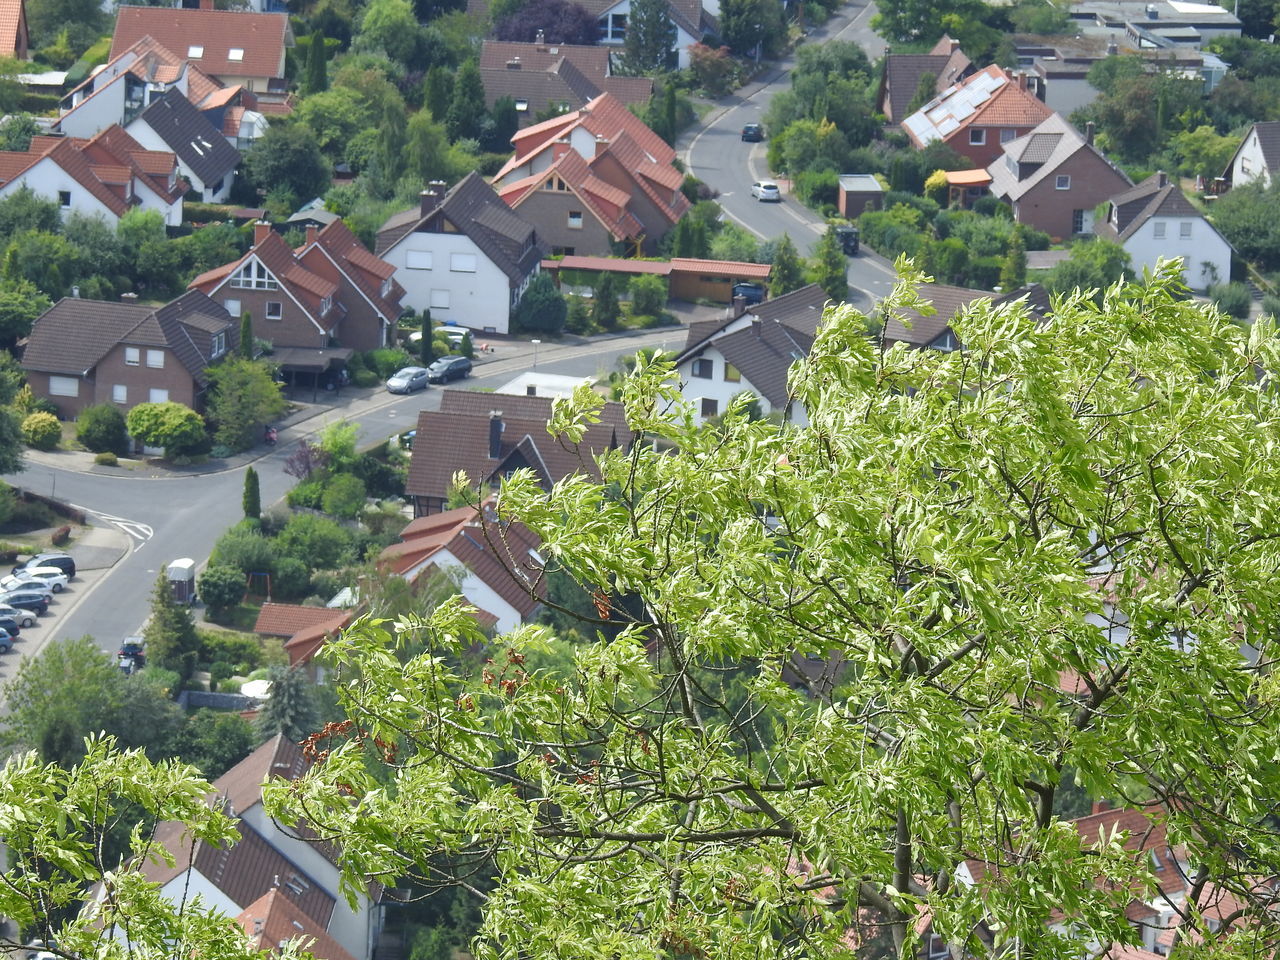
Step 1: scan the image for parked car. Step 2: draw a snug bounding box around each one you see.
[0,590,50,615]
[12,553,75,578]
[0,626,13,653]
[741,123,764,142]
[426,355,473,383]
[386,366,430,394]
[0,604,36,628]
[750,180,781,202]
[0,612,20,635]
[732,282,765,305]
[835,225,860,255]
[5,566,69,592]
[118,638,145,673]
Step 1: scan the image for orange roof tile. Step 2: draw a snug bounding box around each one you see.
[236,889,358,960]
[112,7,288,81]
[671,258,772,278]
[254,602,350,638]
[0,0,26,57]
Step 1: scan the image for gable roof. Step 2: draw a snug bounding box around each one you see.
[0,0,25,57]
[575,0,712,39]
[254,602,351,639]
[882,283,1053,350]
[987,113,1132,202]
[902,65,1052,148]
[189,228,339,325]
[1227,119,1280,180]
[111,6,289,81]
[303,218,404,321]
[1095,173,1206,242]
[478,41,654,118]
[135,87,240,186]
[498,149,645,242]
[376,172,543,285]
[877,38,973,123]
[236,889,359,960]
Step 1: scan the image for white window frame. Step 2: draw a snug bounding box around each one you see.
[265,300,283,320]
[146,349,164,369]
[48,376,78,397]
[1180,221,1193,238]
[568,210,584,229]
[1153,222,1167,239]
[223,298,241,317]
[449,253,478,273]
[124,347,140,366]
[405,250,433,270]
[188,45,204,58]
[229,259,279,290]
[112,384,127,404]
[1055,175,1070,190]
[1000,128,1017,142]
[968,128,986,145]
[228,47,244,61]
[211,331,226,357]
[148,388,169,403]
[429,289,451,309]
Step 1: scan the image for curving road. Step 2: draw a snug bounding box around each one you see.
[683,1,898,308]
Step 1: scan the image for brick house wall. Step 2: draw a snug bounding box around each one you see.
[93,343,199,411]
[215,287,329,349]
[513,190,617,257]
[1012,149,1132,242]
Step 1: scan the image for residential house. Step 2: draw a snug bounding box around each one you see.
[0,0,28,60]
[1224,120,1280,189]
[875,36,972,125]
[539,254,771,304]
[902,64,1053,168]
[375,172,543,335]
[1094,171,1231,290]
[111,2,292,101]
[494,92,690,256]
[404,389,635,516]
[190,219,405,370]
[236,890,358,960]
[253,602,354,673]
[0,125,185,226]
[378,504,546,632]
[576,0,715,69]
[479,39,653,126]
[675,283,830,425]
[986,113,1132,241]
[881,283,1052,353]
[124,735,382,960]
[124,88,240,202]
[21,290,236,418]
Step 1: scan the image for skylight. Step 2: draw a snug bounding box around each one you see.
[188,45,203,58]
[228,48,244,61]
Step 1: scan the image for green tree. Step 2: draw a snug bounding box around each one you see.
[0,407,21,474]
[273,264,1280,960]
[1043,238,1132,298]
[321,473,367,520]
[125,402,207,458]
[0,113,38,152]
[460,330,475,359]
[423,65,454,121]
[239,311,254,359]
[296,88,367,160]
[144,570,200,680]
[405,110,455,184]
[204,358,288,453]
[375,99,408,187]
[245,124,332,206]
[872,0,988,43]
[303,29,330,95]
[718,0,765,55]
[174,708,256,779]
[317,418,359,469]
[0,185,59,236]
[629,272,668,318]
[2,230,75,297]
[1172,125,1241,180]
[211,523,277,577]
[419,309,436,367]
[276,512,355,569]
[514,272,567,334]
[199,565,246,620]
[243,466,261,520]
[591,272,621,329]
[20,410,57,450]
[0,276,50,348]
[354,0,423,66]
[620,0,676,74]
[1000,224,1027,290]
[1210,180,1280,270]
[256,664,320,742]
[446,60,486,142]
[809,226,848,302]
[768,233,805,296]
[75,403,128,455]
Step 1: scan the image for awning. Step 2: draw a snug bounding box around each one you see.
[946,169,993,187]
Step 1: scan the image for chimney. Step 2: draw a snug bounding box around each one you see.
[526,385,537,396]
[121,292,138,302]
[1085,120,1095,145]
[1091,799,1111,815]
[253,220,271,246]
[1017,71,1028,90]
[751,318,761,338]
[1146,2,1158,17]
[305,224,318,245]
[732,294,748,318]
[594,134,609,157]
[488,411,503,459]
[535,28,546,49]
[419,188,440,217]
[70,285,79,298]
[1157,169,1167,188]
[253,919,264,936]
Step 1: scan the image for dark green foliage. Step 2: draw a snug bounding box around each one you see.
[810,227,848,302]
[276,513,356,570]
[245,125,331,208]
[794,169,840,210]
[212,524,277,577]
[459,331,474,359]
[1208,282,1252,319]
[629,273,668,318]
[287,479,326,509]
[1000,226,1027,291]
[272,556,312,600]
[174,709,256,779]
[419,310,436,366]
[143,571,200,681]
[905,72,937,117]
[514,272,567,334]
[485,96,519,154]
[255,664,321,742]
[621,0,676,74]
[423,66,453,120]
[446,60,485,142]
[718,0,767,55]
[204,358,288,453]
[1042,238,1132,299]
[239,312,254,359]
[74,403,127,455]
[1210,181,1280,271]
[199,565,246,618]
[321,473,367,520]
[303,30,329,96]
[768,234,805,297]
[243,467,261,520]
[591,272,621,330]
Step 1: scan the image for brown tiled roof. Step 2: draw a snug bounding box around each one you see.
[254,602,351,639]
[307,219,404,322]
[112,7,289,81]
[500,150,644,242]
[882,282,987,348]
[544,255,671,275]
[1095,173,1206,243]
[478,41,653,120]
[190,229,337,323]
[671,258,771,279]
[903,65,1051,148]
[0,0,25,57]
[236,889,358,960]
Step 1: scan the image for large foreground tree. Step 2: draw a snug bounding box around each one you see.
[273,262,1280,960]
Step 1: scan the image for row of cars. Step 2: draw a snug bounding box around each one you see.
[0,552,77,650]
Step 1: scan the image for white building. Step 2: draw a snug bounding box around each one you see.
[581,0,715,69]
[1225,120,1280,190]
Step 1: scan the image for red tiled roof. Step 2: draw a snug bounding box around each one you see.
[307,219,403,321]
[0,0,25,57]
[112,7,289,81]
[236,889,358,960]
[671,258,771,278]
[544,256,672,275]
[254,602,350,639]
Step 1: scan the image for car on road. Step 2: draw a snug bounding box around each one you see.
[118,639,145,673]
[741,123,764,142]
[426,355,473,383]
[12,553,75,578]
[386,366,430,394]
[4,566,69,593]
[0,604,36,628]
[0,590,50,615]
[732,282,765,305]
[750,180,781,202]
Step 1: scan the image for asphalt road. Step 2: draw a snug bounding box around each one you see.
[683,1,896,308]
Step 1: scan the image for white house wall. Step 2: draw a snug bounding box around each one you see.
[594,0,699,68]
[125,116,232,203]
[404,547,525,632]
[6,155,120,223]
[1231,127,1271,188]
[385,230,512,334]
[676,345,774,425]
[1040,76,1098,118]
[1123,218,1231,291]
[59,76,127,138]
[130,173,183,227]
[160,869,241,919]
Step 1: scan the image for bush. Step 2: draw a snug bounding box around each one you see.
[211,525,276,576]
[210,660,235,684]
[362,347,413,379]
[351,453,404,499]
[1261,293,1280,319]
[629,274,668,319]
[1209,282,1252,319]
[51,524,70,546]
[199,564,246,615]
[198,629,263,672]
[93,452,118,466]
[309,569,344,600]
[276,512,355,570]
[21,411,60,450]
[286,479,325,509]
[794,169,841,209]
[322,473,367,520]
[76,403,128,454]
[272,556,311,600]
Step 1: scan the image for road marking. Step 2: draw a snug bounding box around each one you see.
[79,508,154,543]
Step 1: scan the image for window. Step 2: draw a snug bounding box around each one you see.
[380,277,392,297]
[228,47,244,61]
[405,250,433,270]
[567,210,584,229]
[1072,209,1085,234]
[223,298,241,317]
[968,128,985,145]
[148,388,169,403]
[265,301,283,320]
[125,347,140,366]
[430,289,451,309]
[926,933,950,960]
[930,329,959,352]
[700,397,718,417]
[146,349,164,368]
[724,362,741,383]
[211,331,226,357]
[603,11,627,39]
[1153,221,1167,239]
[188,45,203,58]
[1000,128,1017,142]
[692,358,713,379]
[1180,221,1193,238]
[449,253,477,272]
[112,384,127,404]
[1055,175,1071,190]
[229,259,279,290]
[48,376,78,397]
[515,98,529,112]
[58,190,71,207]
[320,295,332,315]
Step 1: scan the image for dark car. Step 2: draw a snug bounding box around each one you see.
[0,627,13,653]
[12,553,75,578]
[741,123,764,142]
[0,590,50,615]
[0,613,20,636]
[118,639,146,669]
[426,356,473,383]
[835,225,860,255]
[0,604,35,629]
[732,282,765,305]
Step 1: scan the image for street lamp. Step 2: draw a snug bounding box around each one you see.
[531,339,541,369]
[754,24,761,63]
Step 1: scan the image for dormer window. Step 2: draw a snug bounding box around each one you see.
[320,295,332,315]
[228,48,244,61]
[380,277,391,297]
[188,45,204,58]
[230,259,279,290]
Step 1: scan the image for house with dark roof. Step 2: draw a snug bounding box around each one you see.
[875,36,972,125]
[493,92,690,256]
[902,64,1053,168]
[0,0,28,60]
[116,736,381,960]
[404,389,635,515]
[0,125,185,226]
[378,504,546,631]
[986,113,1132,241]
[21,290,236,418]
[881,283,1053,353]
[111,3,292,100]
[1225,120,1280,190]
[1094,172,1231,291]
[375,172,543,336]
[480,39,653,126]
[190,219,405,374]
[675,284,829,425]
[124,88,240,202]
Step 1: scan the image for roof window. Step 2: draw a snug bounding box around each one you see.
[229,48,244,61]
[188,45,204,58]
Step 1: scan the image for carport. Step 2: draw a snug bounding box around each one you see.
[271,346,354,401]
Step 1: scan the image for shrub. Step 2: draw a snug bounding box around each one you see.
[272,556,311,600]
[211,525,276,576]
[1209,281,1252,319]
[21,411,60,450]
[93,452,118,466]
[276,512,355,570]
[199,564,246,616]
[351,453,405,499]
[198,629,263,672]
[286,479,325,509]
[76,403,128,454]
[1261,293,1280,319]
[210,661,235,683]
[629,274,669,320]
[51,525,70,546]
[794,169,840,210]
[362,347,413,379]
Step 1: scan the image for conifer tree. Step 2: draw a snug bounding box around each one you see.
[811,227,848,302]
[238,311,253,359]
[255,664,320,743]
[419,309,436,367]
[242,466,260,520]
[302,31,328,96]
[143,571,199,680]
[768,234,805,297]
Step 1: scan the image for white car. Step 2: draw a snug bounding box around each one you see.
[6,566,69,593]
[750,180,781,202]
